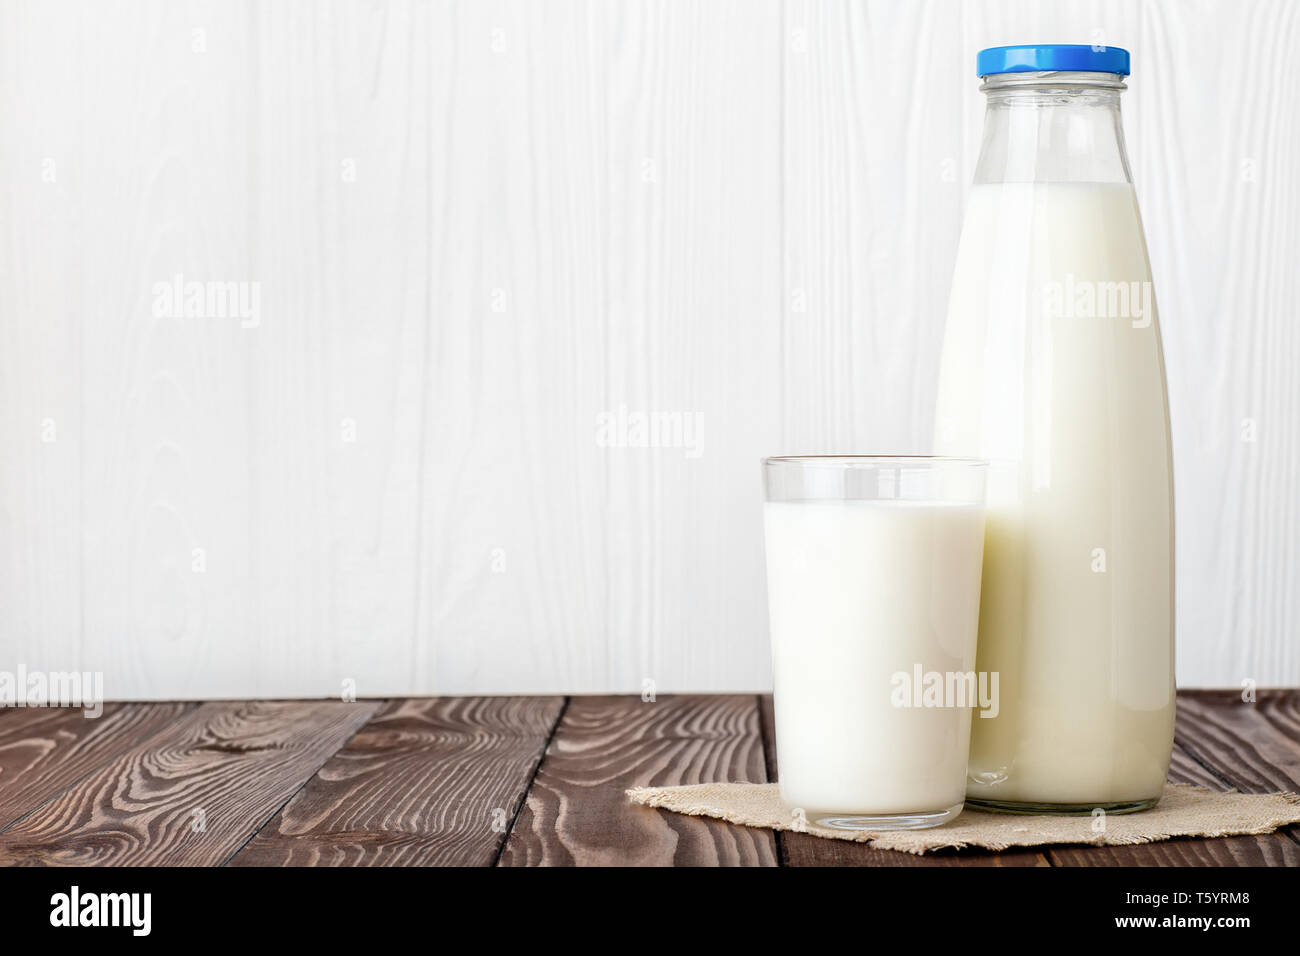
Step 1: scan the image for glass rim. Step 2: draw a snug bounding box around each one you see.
[763,455,989,468]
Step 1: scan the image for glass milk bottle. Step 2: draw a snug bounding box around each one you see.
[933,45,1175,812]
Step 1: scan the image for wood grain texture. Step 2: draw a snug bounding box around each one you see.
[498,694,778,866]
[0,701,376,866]
[758,695,1049,866]
[229,696,564,866]
[0,693,1295,866]
[1046,832,1300,867]
[1173,689,1300,793]
[0,703,191,830]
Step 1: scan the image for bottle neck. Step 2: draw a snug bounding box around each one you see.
[973,71,1133,185]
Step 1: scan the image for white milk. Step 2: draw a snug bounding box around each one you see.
[764,499,986,817]
[934,182,1175,807]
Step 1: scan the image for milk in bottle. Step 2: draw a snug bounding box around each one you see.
[934,45,1175,811]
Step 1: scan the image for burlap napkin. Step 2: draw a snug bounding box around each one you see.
[626,782,1300,854]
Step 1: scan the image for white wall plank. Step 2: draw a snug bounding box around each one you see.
[597,0,782,694]
[1131,0,1300,687]
[0,1,86,680]
[246,0,432,698]
[423,0,782,694]
[782,0,969,454]
[420,0,615,693]
[64,2,257,698]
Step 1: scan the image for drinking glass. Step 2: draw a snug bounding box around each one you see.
[763,456,989,829]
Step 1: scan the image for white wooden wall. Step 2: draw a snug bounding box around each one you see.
[1,0,1296,699]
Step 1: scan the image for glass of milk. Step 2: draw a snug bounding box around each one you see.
[763,456,988,830]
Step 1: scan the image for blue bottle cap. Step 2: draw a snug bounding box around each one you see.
[976,44,1130,77]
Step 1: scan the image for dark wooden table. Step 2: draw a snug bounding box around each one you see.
[0,691,1295,866]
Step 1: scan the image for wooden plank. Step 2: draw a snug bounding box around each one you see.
[0,703,191,830]
[421,1,783,696]
[782,0,972,456]
[593,0,783,696]
[1050,690,1300,865]
[68,1,260,699]
[0,701,376,865]
[758,695,1048,866]
[499,695,777,866]
[1130,4,1300,690]
[418,1,611,695]
[229,697,564,866]
[246,0,433,697]
[1175,688,1300,858]
[1047,833,1299,867]
[0,2,84,685]
[1173,689,1300,792]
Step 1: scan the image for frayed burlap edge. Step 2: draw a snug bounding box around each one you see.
[626,782,1300,854]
